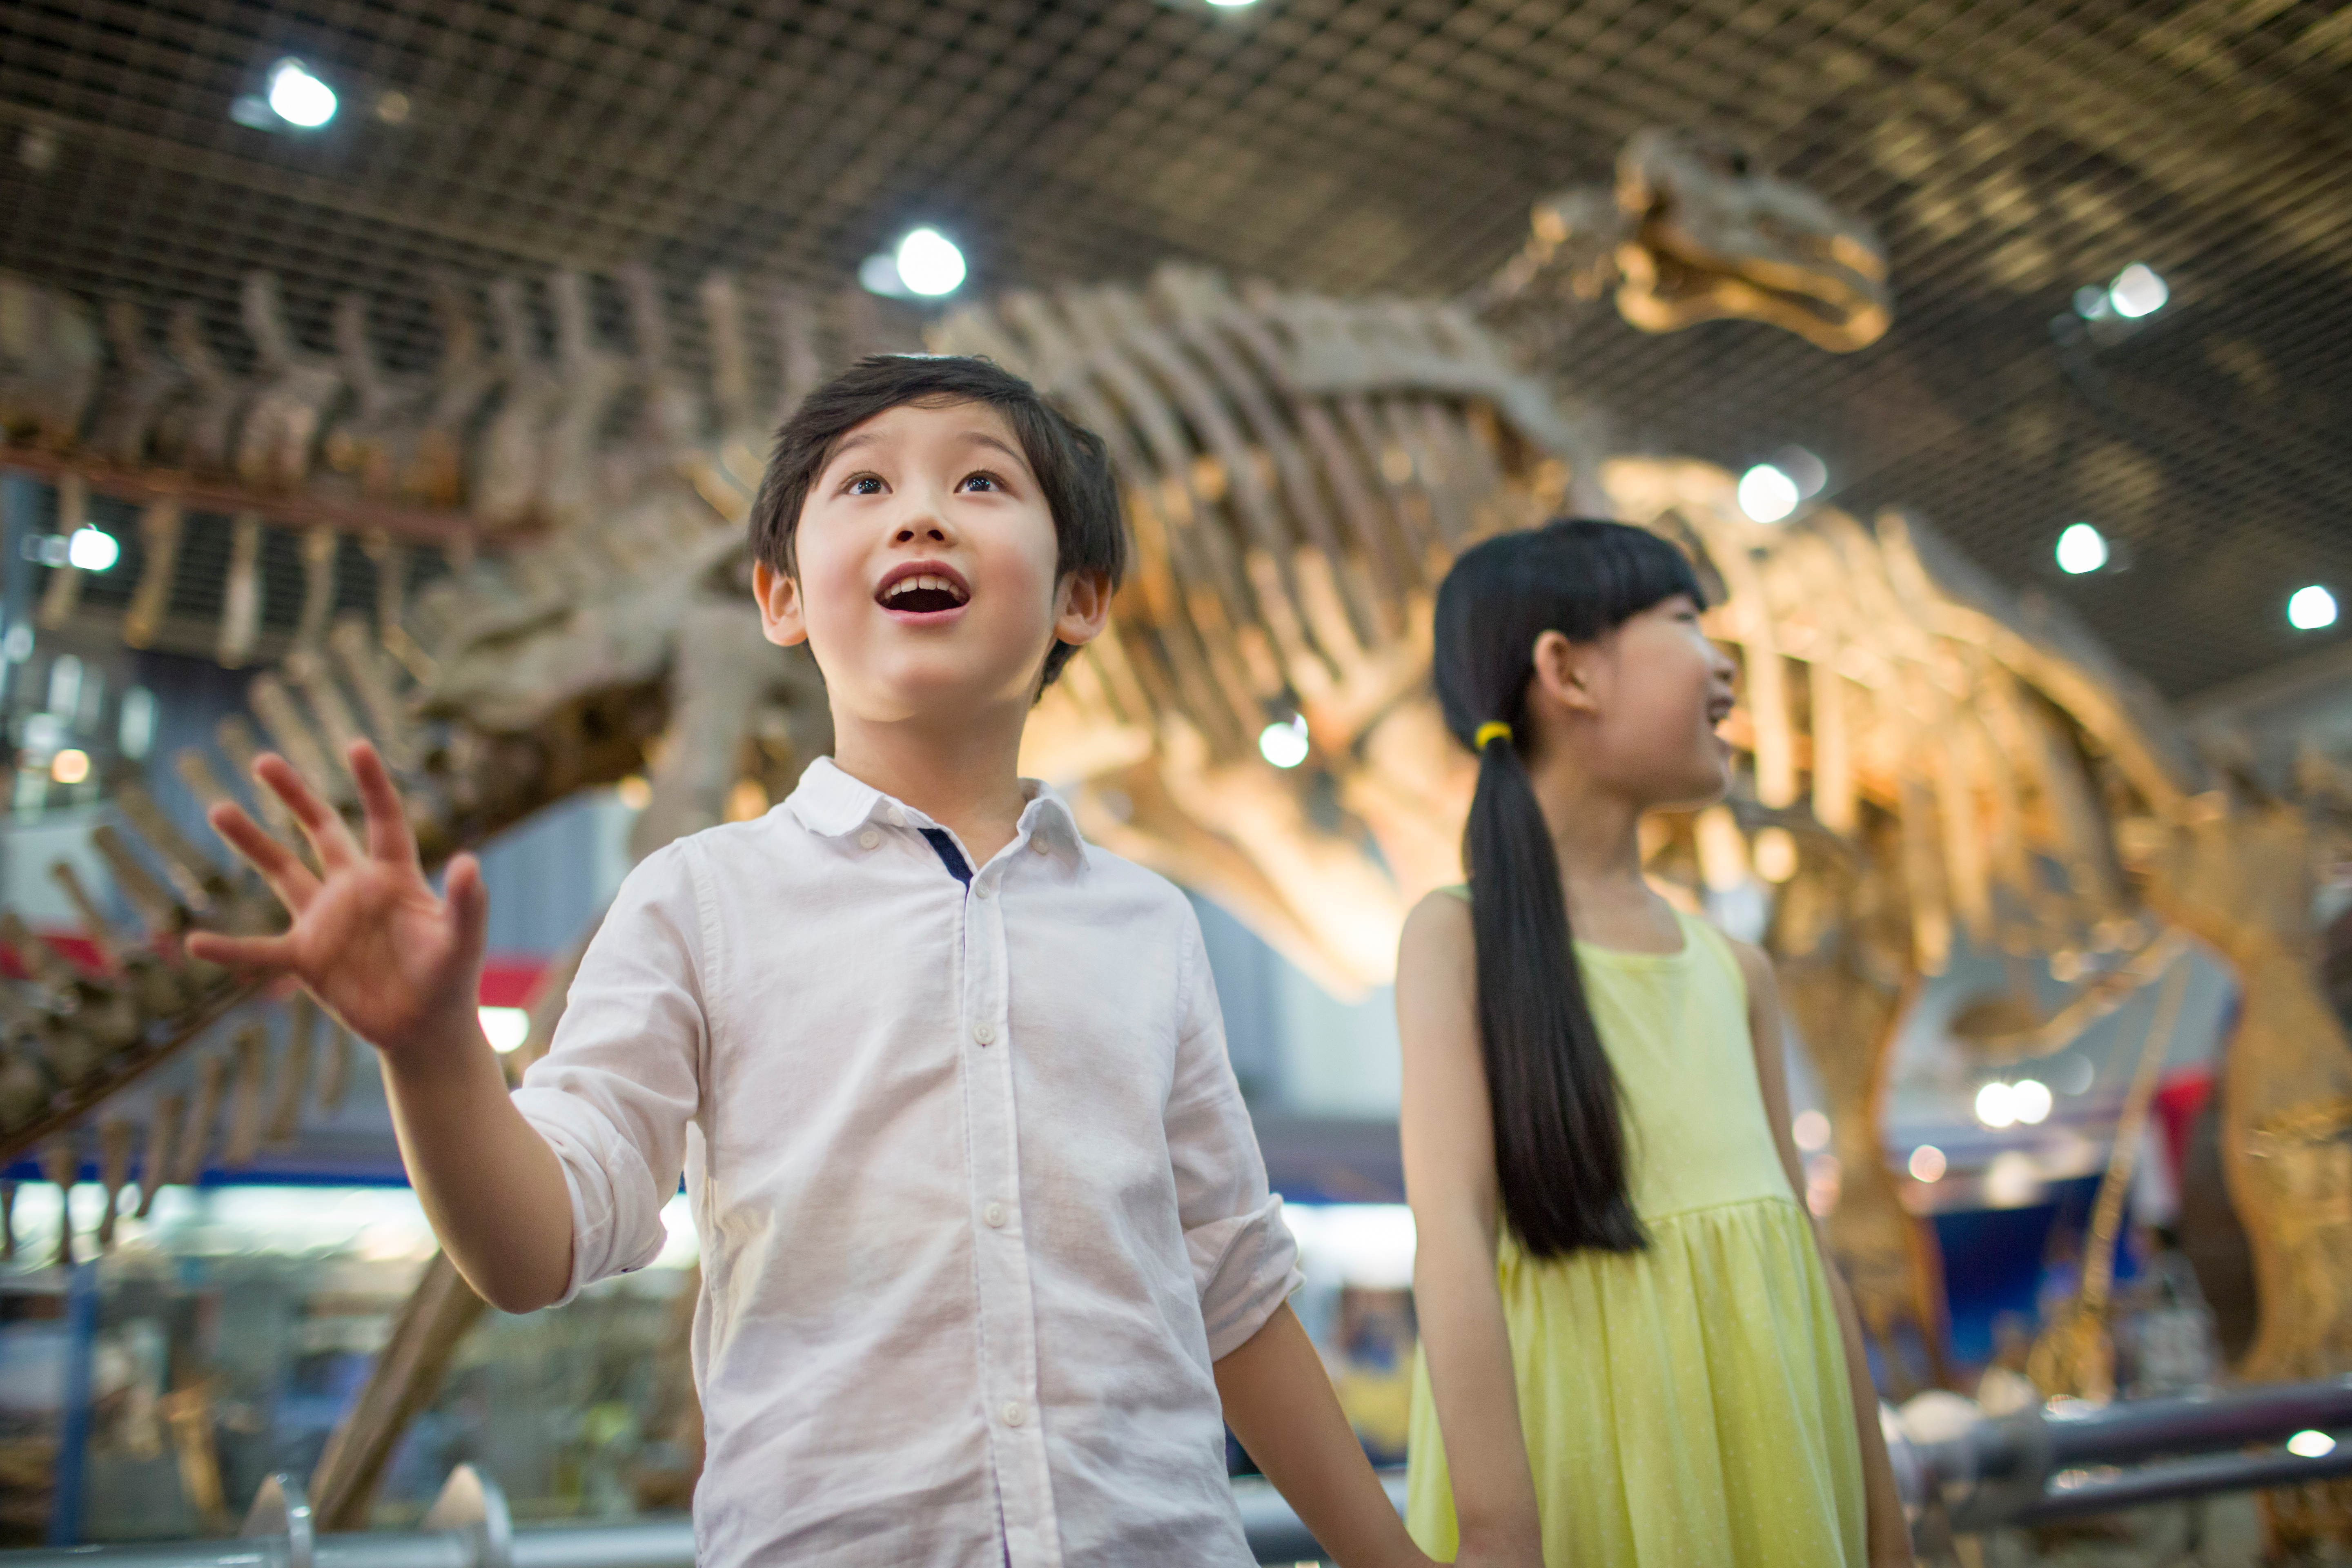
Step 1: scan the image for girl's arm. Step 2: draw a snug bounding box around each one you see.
[1397,893,1544,1568]
[1732,941,1915,1568]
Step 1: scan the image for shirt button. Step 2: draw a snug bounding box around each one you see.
[1002,1401,1025,1428]
[983,1202,1007,1228]
[973,1021,996,1045]
[1030,837,1051,856]
[858,829,880,850]
[976,881,994,899]
[889,806,908,827]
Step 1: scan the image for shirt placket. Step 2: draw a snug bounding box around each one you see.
[961,850,1062,1568]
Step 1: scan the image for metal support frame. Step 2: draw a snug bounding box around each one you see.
[1891,1376,2352,1532]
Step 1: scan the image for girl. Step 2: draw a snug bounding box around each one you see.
[1396,519,1912,1567]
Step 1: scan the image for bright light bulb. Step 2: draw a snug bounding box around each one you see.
[1975,1081,2018,1129]
[895,228,966,297]
[49,748,89,785]
[2011,1079,2053,1125]
[1258,714,1310,769]
[2107,263,2168,320]
[1792,1110,1831,1152]
[479,1006,531,1054]
[2288,585,2338,631]
[1737,464,1800,524]
[267,60,339,128]
[2290,1430,2337,1459]
[2055,522,2107,576]
[1908,1145,1947,1183]
[66,527,119,572]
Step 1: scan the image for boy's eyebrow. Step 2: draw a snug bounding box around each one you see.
[962,432,1030,468]
[820,428,1028,470]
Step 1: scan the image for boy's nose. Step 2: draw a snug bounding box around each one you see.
[891,493,959,546]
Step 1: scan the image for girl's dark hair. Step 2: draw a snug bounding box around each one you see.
[1432,517,1707,1259]
[748,354,1127,688]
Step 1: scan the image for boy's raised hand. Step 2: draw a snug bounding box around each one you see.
[186,739,487,1058]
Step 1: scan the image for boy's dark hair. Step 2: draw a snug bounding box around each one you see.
[747,354,1128,688]
[1432,517,1708,1261]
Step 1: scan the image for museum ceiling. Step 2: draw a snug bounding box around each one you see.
[2,0,2347,702]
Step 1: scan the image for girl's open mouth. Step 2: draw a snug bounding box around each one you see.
[875,562,972,620]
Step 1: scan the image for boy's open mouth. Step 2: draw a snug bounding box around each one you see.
[875,561,972,617]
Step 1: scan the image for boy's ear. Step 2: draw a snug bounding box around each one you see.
[754,560,810,648]
[1052,567,1114,650]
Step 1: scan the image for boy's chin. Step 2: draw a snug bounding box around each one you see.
[852,662,1037,720]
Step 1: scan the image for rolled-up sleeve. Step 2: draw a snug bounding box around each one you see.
[512,840,709,1305]
[1165,909,1303,1360]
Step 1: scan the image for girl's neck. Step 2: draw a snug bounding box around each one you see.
[1526,761,1682,953]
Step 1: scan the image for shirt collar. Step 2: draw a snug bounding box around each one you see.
[784,757,1090,869]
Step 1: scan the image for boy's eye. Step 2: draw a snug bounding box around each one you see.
[844,475,885,496]
[959,471,1004,492]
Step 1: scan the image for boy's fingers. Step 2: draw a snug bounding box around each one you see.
[348,741,418,868]
[208,802,321,913]
[253,753,357,869]
[443,854,489,955]
[184,929,298,973]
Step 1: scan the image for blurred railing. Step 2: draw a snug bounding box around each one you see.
[11,1377,2352,1566]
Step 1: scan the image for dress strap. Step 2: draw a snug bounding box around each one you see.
[1674,909,1750,1011]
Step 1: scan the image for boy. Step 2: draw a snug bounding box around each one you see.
[191,356,1434,1568]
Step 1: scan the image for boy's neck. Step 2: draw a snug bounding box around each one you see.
[829,704,1033,864]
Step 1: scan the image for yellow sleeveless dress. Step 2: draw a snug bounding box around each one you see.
[1405,903,1867,1567]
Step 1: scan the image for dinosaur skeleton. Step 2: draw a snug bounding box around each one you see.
[3,132,2347,1550]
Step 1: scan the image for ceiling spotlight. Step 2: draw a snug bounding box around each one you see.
[2055,521,2108,576]
[2290,1430,2337,1460]
[895,227,966,297]
[1975,1081,2017,1130]
[1752,826,1798,884]
[2011,1079,2053,1125]
[66,526,119,572]
[1207,0,1262,7]
[49,748,90,786]
[1769,445,1827,499]
[858,253,910,298]
[1737,463,1800,524]
[1907,1145,1947,1183]
[1258,713,1310,769]
[2107,263,2168,320]
[266,59,339,128]
[2288,584,2338,631]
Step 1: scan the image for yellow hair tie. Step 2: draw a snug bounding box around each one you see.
[1474,721,1514,750]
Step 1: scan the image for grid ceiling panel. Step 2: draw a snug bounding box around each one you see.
[2,0,2349,699]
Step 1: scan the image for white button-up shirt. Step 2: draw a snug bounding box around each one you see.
[512,758,1301,1568]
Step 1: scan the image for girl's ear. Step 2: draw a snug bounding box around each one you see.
[1529,628,1601,715]
[1053,567,1114,649]
[754,559,810,647]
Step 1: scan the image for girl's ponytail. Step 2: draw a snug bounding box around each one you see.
[1434,518,1707,1259]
